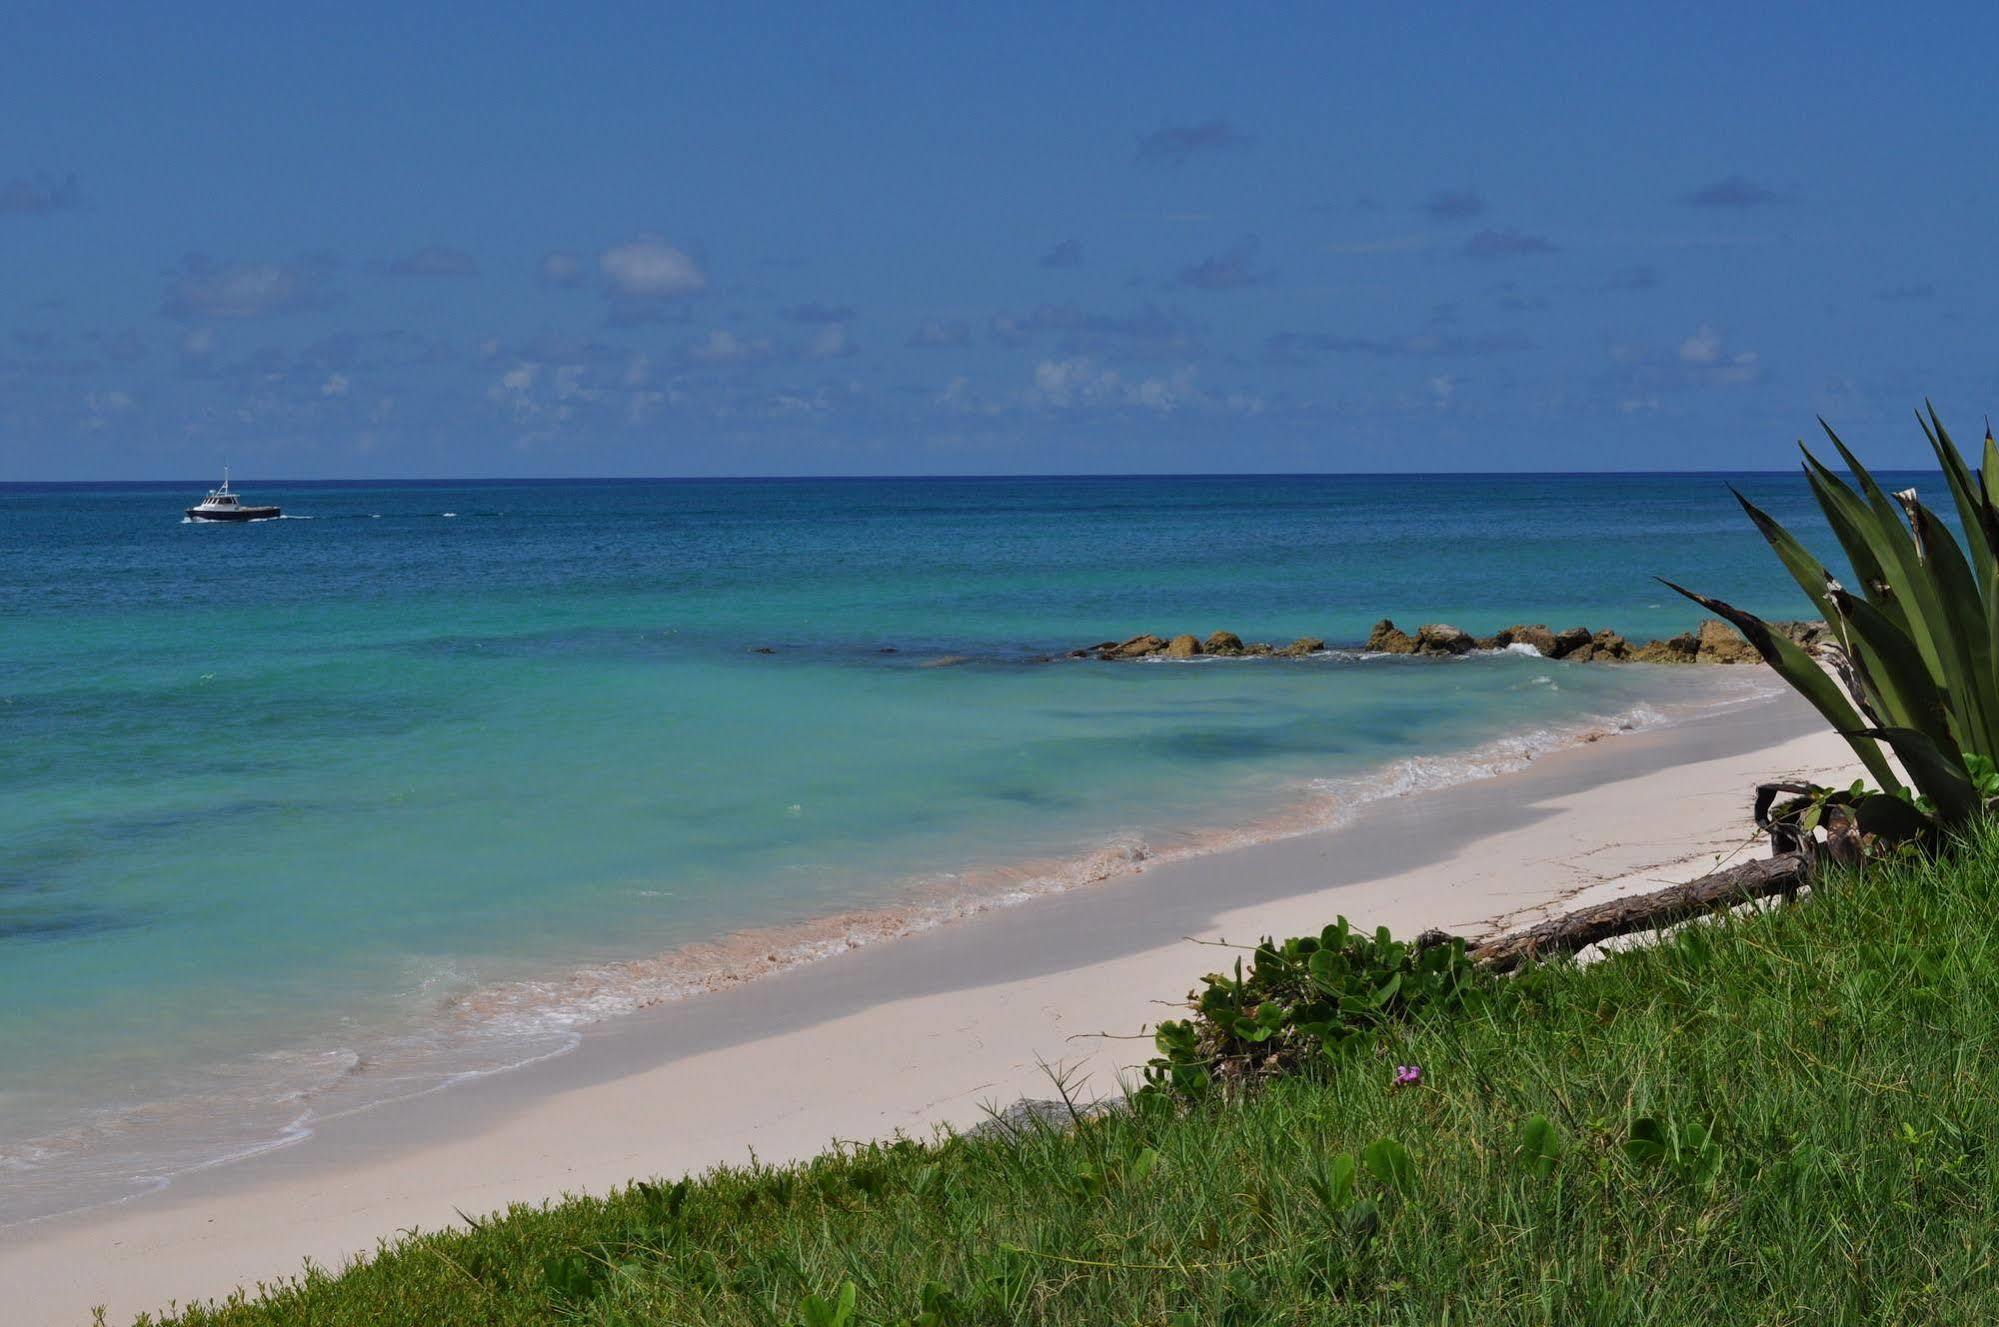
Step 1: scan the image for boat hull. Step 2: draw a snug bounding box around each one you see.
[186,506,282,522]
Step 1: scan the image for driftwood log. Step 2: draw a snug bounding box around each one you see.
[1463,852,1811,973]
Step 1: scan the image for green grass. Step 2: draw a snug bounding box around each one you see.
[134,826,1999,1326]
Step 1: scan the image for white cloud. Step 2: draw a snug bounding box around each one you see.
[1677,324,1760,383]
[539,250,585,288]
[320,373,350,397]
[1030,357,1194,413]
[804,323,858,360]
[600,237,705,299]
[685,329,771,365]
[83,388,134,430]
[161,254,336,320]
[1679,324,1722,364]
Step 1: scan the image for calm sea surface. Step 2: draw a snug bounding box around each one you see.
[0,472,1881,1221]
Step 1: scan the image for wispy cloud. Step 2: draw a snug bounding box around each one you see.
[988,302,1203,358]
[1135,119,1245,166]
[539,250,586,287]
[1038,238,1084,269]
[387,245,479,277]
[907,318,972,349]
[803,324,859,360]
[782,301,856,324]
[1264,328,1532,362]
[161,253,339,320]
[1324,234,1430,255]
[1423,189,1484,220]
[1176,236,1267,290]
[1462,228,1556,259]
[1602,264,1659,292]
[1684,174,1780,208]
[0,172,80,216]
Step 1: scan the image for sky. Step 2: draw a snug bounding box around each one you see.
[4,2,1998,479]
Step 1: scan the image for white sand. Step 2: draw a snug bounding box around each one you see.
[1,692,1859,1326]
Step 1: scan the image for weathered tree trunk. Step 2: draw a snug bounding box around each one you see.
[1468,852,1811,972]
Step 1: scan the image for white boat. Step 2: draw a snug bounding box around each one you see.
[185,470,280,522]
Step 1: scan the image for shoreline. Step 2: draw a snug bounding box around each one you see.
[3,688,1855,1325]
[0,657,1775,1233]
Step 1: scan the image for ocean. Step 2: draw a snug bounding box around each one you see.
[0,472,1859,1223]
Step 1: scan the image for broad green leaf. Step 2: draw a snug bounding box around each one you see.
[1624,1116,1669,1166]
[1361,1136,1416,1195]
[1518,1114,1564,1180]
[1854,791,1929,843]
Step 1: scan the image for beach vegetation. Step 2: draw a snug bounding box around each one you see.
[130,819,1999,1325]
[1668,407,1999,838]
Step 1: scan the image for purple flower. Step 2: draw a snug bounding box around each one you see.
[1393,1064,1422,1088]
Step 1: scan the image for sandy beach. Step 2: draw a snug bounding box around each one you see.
[2,689,1860,1326]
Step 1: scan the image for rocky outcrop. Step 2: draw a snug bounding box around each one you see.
[1631,631,1700,664]
[1064,617,1820,665]
[1546,626,1590,658]
[1366,619,1418,654]
[1414,623,1477,656]
[1695,620,1762,664]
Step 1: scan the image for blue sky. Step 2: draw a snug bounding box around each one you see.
[4,2,1996,479]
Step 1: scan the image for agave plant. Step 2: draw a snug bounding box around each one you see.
[1662,406,1999,835]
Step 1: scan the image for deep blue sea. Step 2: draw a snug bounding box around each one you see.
[0,472,1874,1222]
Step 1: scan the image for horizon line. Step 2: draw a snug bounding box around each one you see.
[0,466,1938,486]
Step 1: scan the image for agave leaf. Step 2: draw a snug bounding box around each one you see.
[1982,420,1999,514]
[1827,587,1955,756]
[1659,580,1904,795]
[1900,495,1999,758]
[1816,438,1960,695]
[1853,728,1980,825]
[1731,486,1832,621]
[1799,452,1910,634]
[1924,404,1995,579]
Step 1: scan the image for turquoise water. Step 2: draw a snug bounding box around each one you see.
[0,473,1860,1220]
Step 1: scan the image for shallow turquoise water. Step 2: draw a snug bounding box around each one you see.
[0,473,1870,1219]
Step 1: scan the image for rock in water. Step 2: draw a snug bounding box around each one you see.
[1695,619,1761,664]
[1243,642,1275,656]
[1114,634,1167,658]
[1549,626,1593,659]
[1365,619,1418,654]
[1631,632,1700,663]
[1589,629,1632,661]
[1414,623,1476,656]
[1204,630,1244,656]
[1502,624,1558,656]
[1164,634,1202,659]
[1276,637,1326,657]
